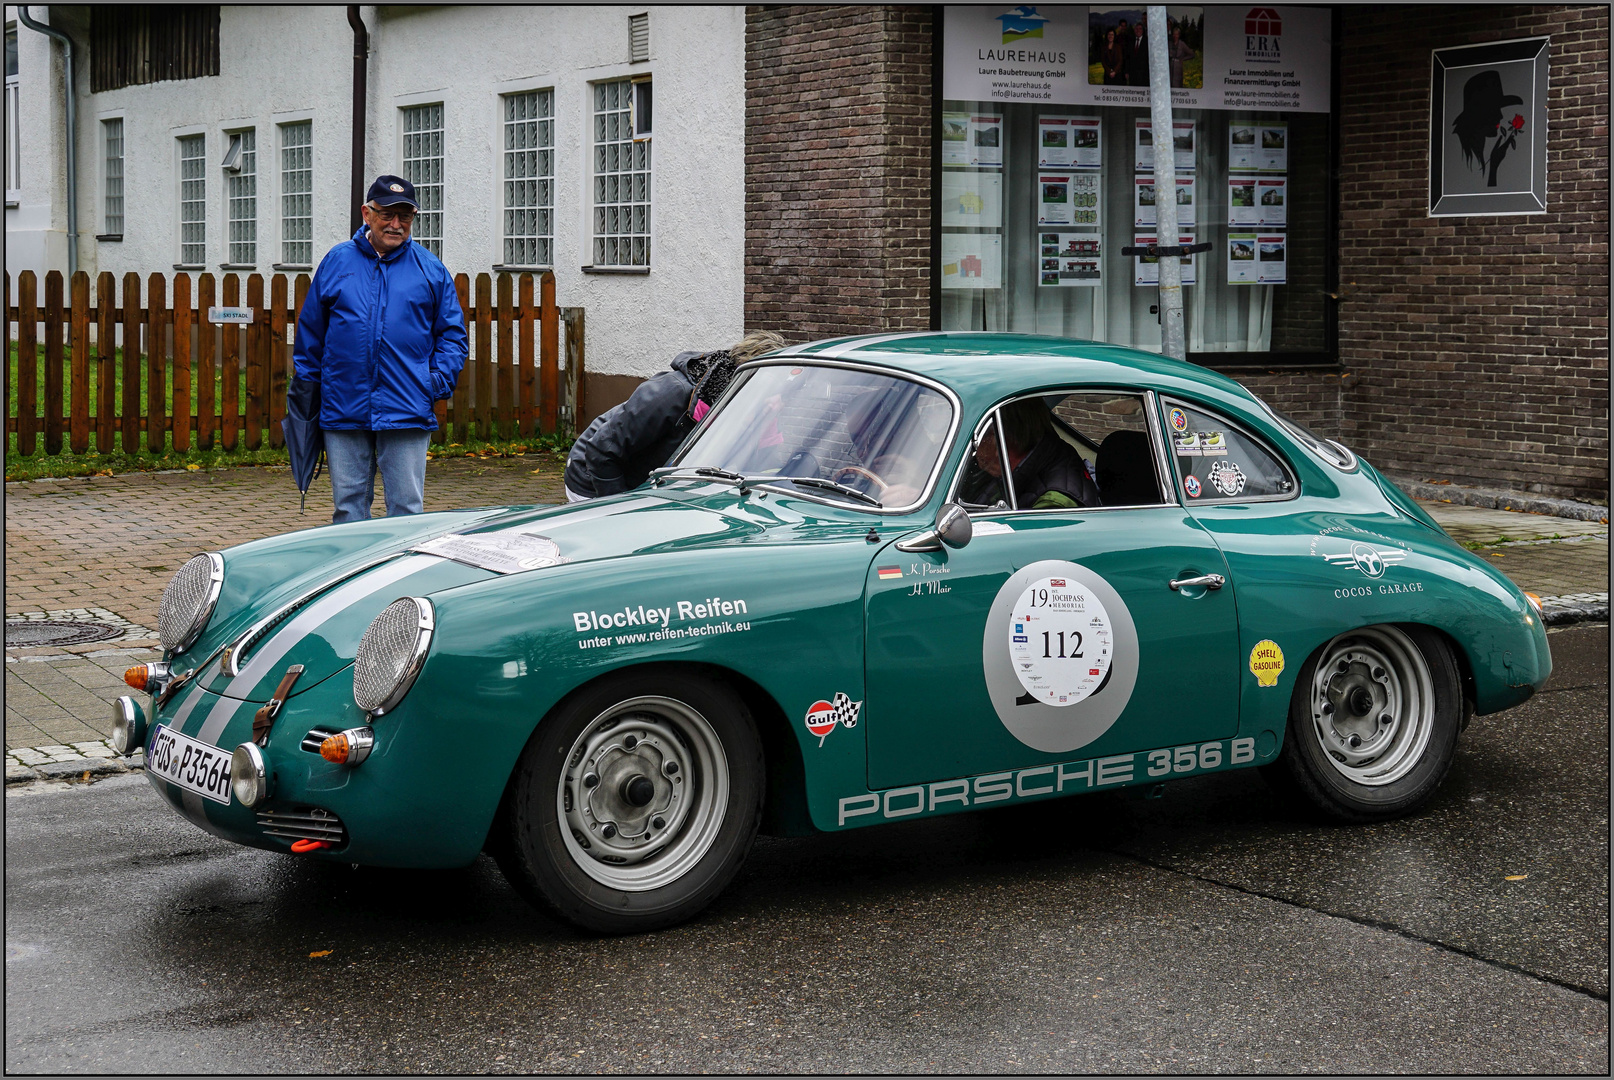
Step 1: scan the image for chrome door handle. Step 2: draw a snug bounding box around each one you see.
[1169,573,1225,592]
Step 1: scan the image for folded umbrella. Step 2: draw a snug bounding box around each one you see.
[282,378,325,513]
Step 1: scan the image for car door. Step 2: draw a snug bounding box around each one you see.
[863,388,1242,792]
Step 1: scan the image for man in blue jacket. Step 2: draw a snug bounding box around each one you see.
[293,175,467,523]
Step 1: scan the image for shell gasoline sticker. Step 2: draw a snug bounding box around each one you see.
[1008,576,1113,706]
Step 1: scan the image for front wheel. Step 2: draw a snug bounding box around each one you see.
[494,670,764,933]
[1270,624,1462,823]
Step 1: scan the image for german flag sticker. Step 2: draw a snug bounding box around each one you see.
[877,566,903,581]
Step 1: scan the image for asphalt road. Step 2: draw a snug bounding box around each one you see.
[5,625,1607,1074]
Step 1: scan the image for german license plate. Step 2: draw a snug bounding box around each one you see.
[147,724,233,805]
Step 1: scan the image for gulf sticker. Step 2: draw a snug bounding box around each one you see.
[805,693,862,746]
[1168,407,1189,433]
[1249,640,1285,687]
[1184,475,1202,498]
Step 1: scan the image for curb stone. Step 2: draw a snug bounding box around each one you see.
[34,757,129,780]
[1540,594,1610,627]
[1389,477,1610,523]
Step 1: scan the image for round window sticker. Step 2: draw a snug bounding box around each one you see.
[982,561,1139,753]
[1168,407,1189,433]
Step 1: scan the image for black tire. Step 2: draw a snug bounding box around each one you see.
[494,668,764,934]
[1273,624,1461,823]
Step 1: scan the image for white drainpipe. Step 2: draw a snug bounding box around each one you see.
[16,5,78,277]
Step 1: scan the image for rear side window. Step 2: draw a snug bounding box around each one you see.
[1162,400,1294,502]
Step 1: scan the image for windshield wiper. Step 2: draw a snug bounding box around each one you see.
[782,476,882,507]
[653,466,752,494]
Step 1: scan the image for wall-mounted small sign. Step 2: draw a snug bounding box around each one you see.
[1429,37,1549,217]
[207,306,254,325]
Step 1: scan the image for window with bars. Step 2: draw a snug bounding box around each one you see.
[103,118,125,235]
[401,103,444,258]
[592,80,651,268]
[225,128,257,265]
[502,90,554,267]
[280,121,313,265]
[178,134,206,265]
[6,28,19,202]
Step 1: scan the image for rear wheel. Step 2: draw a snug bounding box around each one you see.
[494,670,764,934]
[1273,624,1461,823]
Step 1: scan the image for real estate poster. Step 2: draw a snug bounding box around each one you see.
[1229,123,1288,172]
[1039,231,1103,287]
[1134,176,1195,227]
[1256,234,1287,284]
[969,115,1004,167]
[1227,231,1259,283]
[1039,172,1100,225]
[1256,177,1287,226]
[1135,120,1196,173]
[942,171,1004,227]
[1133,233,1198,286]
[1038,116,1102,168]
[942,112,972,166]
[1256,123,1288,171]
[941,232,1002,289]
[1228,176,1259,226]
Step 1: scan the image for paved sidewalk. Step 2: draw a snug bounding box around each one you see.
[5,463,1606,769]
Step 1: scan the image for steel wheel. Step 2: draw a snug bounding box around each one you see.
[1274,624,1462,823]
[494,669,763,934]
[557,696,731,892]
[1306,625,1434,787]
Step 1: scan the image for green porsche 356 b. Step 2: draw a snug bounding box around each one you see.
[118,333,1550,933]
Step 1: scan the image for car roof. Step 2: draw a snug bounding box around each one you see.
[763,331,1264,413]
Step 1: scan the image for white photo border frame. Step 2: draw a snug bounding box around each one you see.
[1429,36,1549,217]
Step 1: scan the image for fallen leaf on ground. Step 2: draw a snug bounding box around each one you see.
[309,949,333,957]
[1504,874,1528,881]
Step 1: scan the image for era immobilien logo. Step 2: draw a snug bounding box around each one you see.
[1244,6,1282,60]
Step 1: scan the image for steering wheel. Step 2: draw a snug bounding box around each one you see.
[832,465,890,496]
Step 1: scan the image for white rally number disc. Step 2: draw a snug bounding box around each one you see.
[1008,577,1113,706]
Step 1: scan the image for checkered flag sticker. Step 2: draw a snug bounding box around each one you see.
[804,692,863,746]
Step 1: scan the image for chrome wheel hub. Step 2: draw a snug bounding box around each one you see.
[558,696,730,891]
[1308,626,1434,787]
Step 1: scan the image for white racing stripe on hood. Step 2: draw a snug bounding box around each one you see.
[195,554,442,747]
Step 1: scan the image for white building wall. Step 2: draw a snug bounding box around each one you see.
[23,4,746,381]
[5,4,71,279]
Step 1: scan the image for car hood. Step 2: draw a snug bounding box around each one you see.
[195,487,887,702]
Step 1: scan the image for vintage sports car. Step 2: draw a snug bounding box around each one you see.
[117,333,1551,933]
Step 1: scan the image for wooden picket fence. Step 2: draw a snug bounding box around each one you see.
[4,269,586,456]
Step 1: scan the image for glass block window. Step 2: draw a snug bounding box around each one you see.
[592,80,650,267]
[103,118,125,234]
[502,90,554,267]
[178,134,206,265]
[280,121,312,265]
[6,29,21,200]
[401,103,444,257]
[226,128,257,264]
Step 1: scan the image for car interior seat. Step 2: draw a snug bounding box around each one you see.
[1095,430,1161,506]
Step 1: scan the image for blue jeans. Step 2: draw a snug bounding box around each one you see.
[324,429,431,524]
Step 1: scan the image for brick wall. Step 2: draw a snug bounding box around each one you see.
[1335,4,1609,501]
[745,5,933,342]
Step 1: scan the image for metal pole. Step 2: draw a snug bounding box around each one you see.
[1146,6,1184,360]
[346,6,369,237]
[17,6,77,276]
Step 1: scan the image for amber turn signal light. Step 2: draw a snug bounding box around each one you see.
[1523,591,1544,614]
[124,664,151,691]
[319,726,375,766]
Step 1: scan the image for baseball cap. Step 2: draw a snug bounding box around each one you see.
[366,174,419,209]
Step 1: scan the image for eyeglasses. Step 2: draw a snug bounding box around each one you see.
[366,205,417,224]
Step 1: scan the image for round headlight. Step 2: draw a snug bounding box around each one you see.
[159,553,224,653]
[230,742,269,807]
[110,696,146,756]
[353,597,434,715]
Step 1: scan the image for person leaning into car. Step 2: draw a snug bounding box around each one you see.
[293,174,468,524]
[563,331,786,502]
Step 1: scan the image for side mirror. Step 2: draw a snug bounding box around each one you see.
[936,502,973,549]
[895,502,972,553]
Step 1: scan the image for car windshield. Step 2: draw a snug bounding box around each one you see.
[672,363,954,510]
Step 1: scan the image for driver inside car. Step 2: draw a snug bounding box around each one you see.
[971,397,1100,510]
[830,389,951,506]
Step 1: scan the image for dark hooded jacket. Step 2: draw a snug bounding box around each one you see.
[1010,432,1101,509]
[564,351,708,498]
